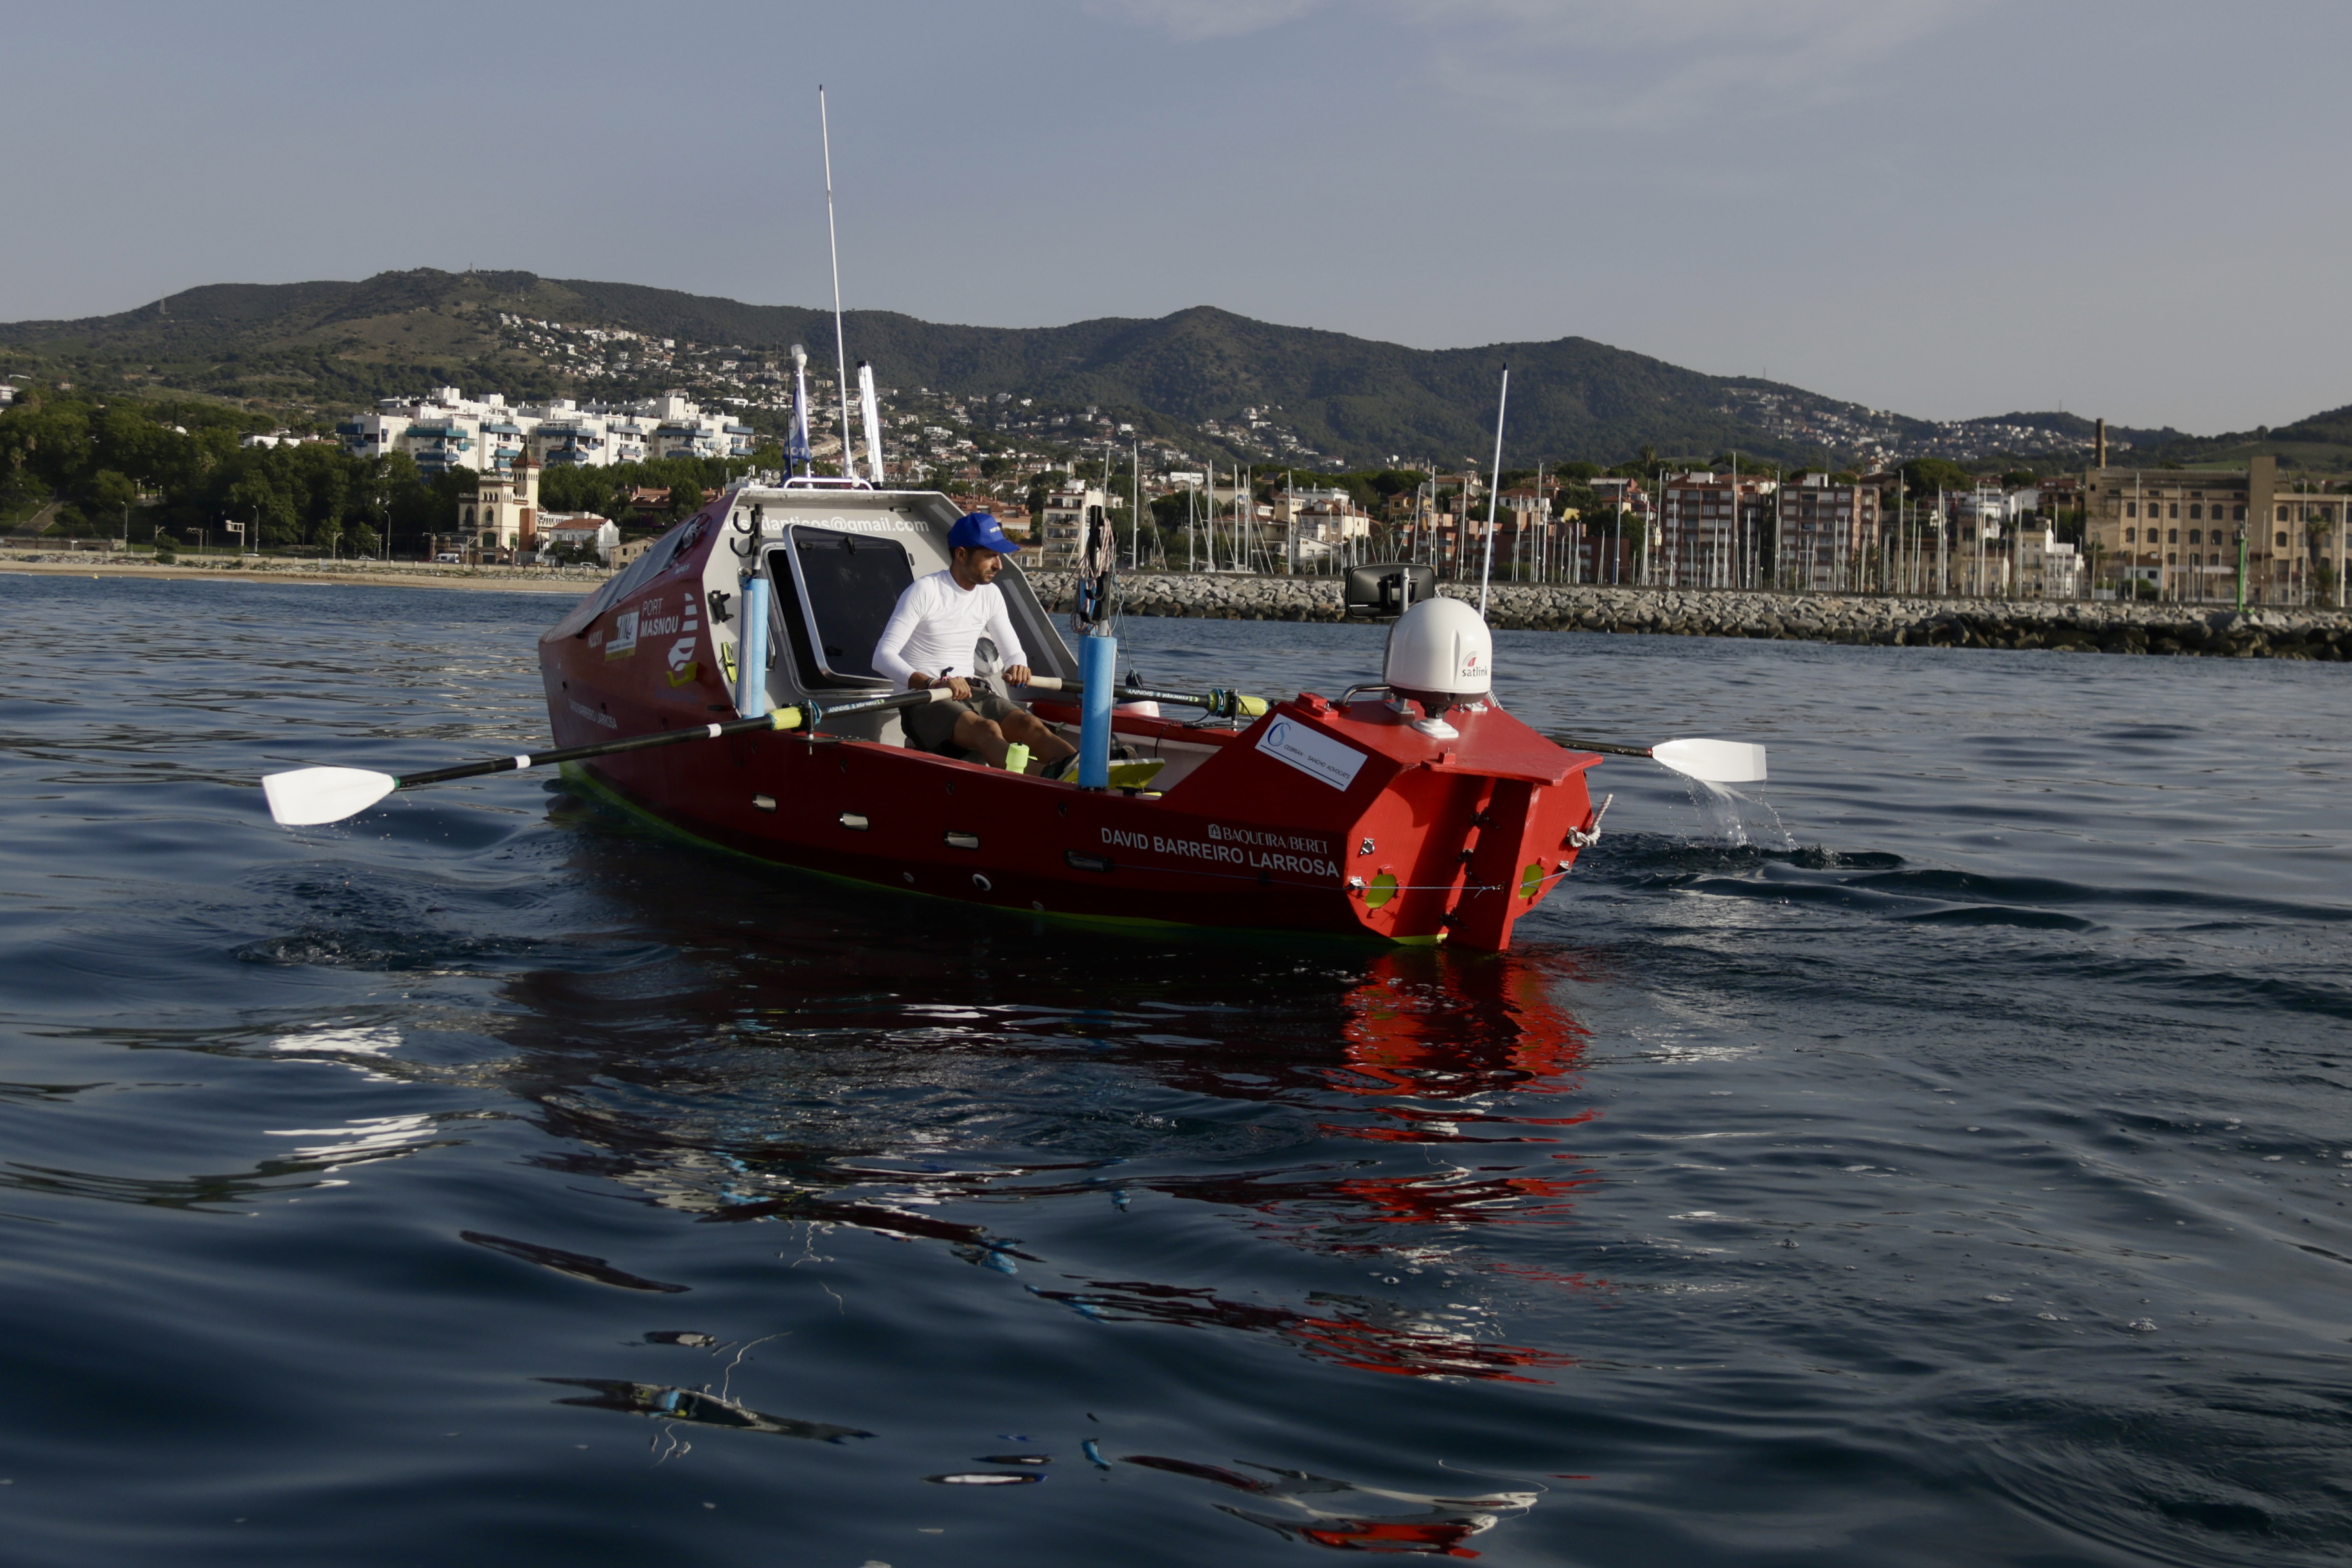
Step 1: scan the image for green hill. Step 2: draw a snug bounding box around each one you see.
[2103,402,2352,475]
[0,269,2212,470]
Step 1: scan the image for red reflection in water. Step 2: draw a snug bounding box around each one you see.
[1035,1279,1574,1383]
[1147,1166,1599,1230]
[1122,1454,1538,1556]
[1330,951,1595,1106]
[1132,953,1605,1256]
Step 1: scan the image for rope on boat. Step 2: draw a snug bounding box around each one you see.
[1566,794,1613,849]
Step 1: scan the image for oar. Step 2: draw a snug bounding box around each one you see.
[261,688,955,826]
[1553,735,1768,785]
[1022,677,1269,719]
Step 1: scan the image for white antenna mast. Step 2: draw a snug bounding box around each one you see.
[1477,365,1510,617]
[819,86,855,478]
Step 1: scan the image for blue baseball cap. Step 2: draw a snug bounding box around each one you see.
[948,512,1020,555]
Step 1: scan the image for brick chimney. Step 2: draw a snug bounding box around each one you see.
[2094,418,2108,468]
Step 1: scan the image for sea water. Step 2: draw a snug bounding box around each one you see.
[0,573,2346,1566]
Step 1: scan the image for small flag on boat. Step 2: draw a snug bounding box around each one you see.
[788,343,813,470]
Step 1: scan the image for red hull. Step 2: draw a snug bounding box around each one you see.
[537,494,1601,950]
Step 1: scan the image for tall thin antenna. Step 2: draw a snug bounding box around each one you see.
[819,87,855,477]
[1477,366,1510,617]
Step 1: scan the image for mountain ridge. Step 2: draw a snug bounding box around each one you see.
[0,270,2214,469]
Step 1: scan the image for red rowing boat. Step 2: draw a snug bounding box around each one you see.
[534,481,1604,952]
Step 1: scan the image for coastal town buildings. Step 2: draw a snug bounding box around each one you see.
[2013,526,2082,598]
[1036,479,1108,572]
[2080,456,2346,603]
[1577,478,1653,583]
[1274,486,1375,564]
[536,512,621,564]
[337,388,753,475]
[530,400,650,468]
[1661,472,1779,589]
[458,452,538,559]
[451,449,614,564]
[949,496,1032,539]
[236,429,334,450]
[1774,474,1880,591]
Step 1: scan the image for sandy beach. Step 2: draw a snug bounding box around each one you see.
[0,551,600,595]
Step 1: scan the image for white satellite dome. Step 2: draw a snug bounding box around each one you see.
[1384,596,1493,701]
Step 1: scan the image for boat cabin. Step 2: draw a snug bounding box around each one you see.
[549,483,1232,787]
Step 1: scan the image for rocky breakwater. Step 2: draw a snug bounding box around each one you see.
[1027,571,2352,661]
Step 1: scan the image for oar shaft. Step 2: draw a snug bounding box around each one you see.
[1024,677,1266,718]
[392,688,950,792]
[1550,737,1655,761]
[396,710,800,790]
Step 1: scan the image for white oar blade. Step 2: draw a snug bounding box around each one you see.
[1650,738,1767,785]
[263,767,398,826]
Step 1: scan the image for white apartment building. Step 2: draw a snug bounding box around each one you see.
[338,387,754,475]
[2013,527,2082,599]
[537,513,621,565]
[530,400,650,468]
[1038,479,1109,572]
[1276,487,1374,541]
[1272,486,1374,564]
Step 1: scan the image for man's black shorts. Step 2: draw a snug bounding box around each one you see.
[905,686,1023,753]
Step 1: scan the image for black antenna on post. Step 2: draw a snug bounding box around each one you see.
[820,87,855,479]
[1477,365,1510,616]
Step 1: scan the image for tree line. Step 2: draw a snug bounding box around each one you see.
[0,388,783,555]
[4,385,2065,564]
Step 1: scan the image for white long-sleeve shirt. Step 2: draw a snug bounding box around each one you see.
[871,569,1028,691]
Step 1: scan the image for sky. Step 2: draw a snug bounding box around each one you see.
[4,0,2349,433]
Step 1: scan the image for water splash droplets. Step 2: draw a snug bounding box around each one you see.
[1683,778,1795,851]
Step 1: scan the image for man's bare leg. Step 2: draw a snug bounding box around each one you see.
[1002,708,1077,767]
[946,710,1078,772]
[951,712,1013,767]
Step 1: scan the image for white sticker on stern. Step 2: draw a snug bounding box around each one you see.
[1255,717,1367,791]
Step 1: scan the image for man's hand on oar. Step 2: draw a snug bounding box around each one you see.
[260,687,958,827]
[1552,736,1768,785]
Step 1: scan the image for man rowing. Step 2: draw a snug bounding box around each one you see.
[872,512,1078,773]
